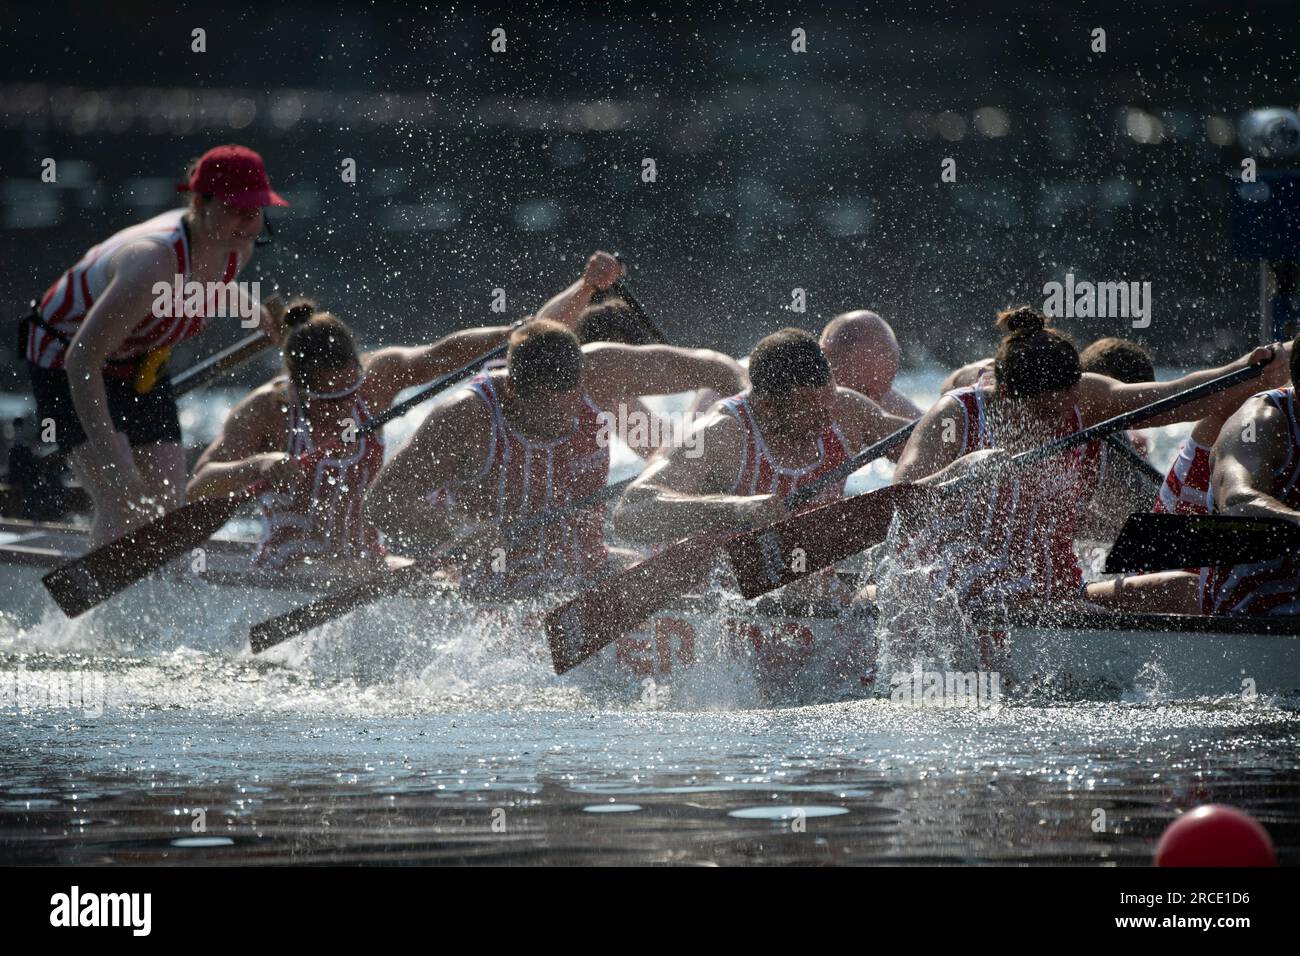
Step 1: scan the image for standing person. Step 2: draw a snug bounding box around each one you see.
[18,144,288,546]
[820,310,922,417]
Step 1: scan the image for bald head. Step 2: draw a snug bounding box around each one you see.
[820,310,901,401]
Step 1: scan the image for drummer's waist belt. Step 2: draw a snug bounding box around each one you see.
[19,305,170,392]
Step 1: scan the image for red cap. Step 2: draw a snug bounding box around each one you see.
[177,144,288,209]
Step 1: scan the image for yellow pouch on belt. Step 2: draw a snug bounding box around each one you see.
[133,346,171,394]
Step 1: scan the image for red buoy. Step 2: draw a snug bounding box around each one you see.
[1155,805,1277,867]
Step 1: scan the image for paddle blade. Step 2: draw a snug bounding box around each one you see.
[42,493,249,617]
[250,560,436,653]
[726,483,929,600]
[546,531,730,674]
[1104,513,1300,573]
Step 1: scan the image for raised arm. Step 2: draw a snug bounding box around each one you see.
[362,394,492,554]
[534,250,626,328]
[583,342,747,411]
[1209,394,1298,523]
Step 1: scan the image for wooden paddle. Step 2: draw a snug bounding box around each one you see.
[42,339,510,618]
[724,361,1271,601]
[544,419,918,675]
[610,275,669,344]
[1102,433,1164,486]
[249,477,635,653]
[1104,512,1300,573]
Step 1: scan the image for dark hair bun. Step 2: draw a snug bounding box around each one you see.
[996,306,1048,335]
[285,301,317,327]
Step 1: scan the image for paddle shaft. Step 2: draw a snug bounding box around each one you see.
[170,330,274,395]
[1102,433,1164,486]
[611,278,669,344]
[787,419,917,509]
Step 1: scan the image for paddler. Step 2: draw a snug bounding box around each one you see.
[1194,334,1300,615]
[611,329,979,603]
[819,310,923,417]
[188,301,525,574]
[890,307,1288,610]
[362,319,747,595]
[17,144,288,546]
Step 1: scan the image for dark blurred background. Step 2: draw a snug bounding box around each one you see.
[1,0,1296,391]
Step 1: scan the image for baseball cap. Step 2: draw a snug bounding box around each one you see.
[177,144,289,209]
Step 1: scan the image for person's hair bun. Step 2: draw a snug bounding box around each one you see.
[285,298,318,327]
[996,306,1047,335]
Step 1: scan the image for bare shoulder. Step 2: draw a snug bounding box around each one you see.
[231,379,291,432]
[833,385,879,415]
[1219,390,1287,446]
[695,401,747,460]
[941,359,992,394]
[107,238,175,282]
[925,391,966,422]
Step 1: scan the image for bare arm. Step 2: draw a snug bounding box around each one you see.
[583,343,747,411]
[362,394,492,553]
[1077,344,1288,429]
[891,394,1003,486]
[1210,395,1299,523]
[892,395,964,483]
[833,387,913,463]
[63,241,176,474]
[877,385,924,418]
[612,410,780,543]
[361,326,512,401]
[187,386,288,499]
[535,250,625,328]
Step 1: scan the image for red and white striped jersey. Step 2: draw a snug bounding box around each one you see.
[896,385,1102,606]
[434,371,611,592]
[1200,387,1300,616]
[718,394,853,505]
[26,208,237,379]
[1152,435,1213,516]
[254,388,387,569]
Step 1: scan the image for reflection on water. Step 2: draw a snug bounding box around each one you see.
[2,696,1298,864]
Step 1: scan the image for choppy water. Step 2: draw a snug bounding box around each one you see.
[3,371,1299,865]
